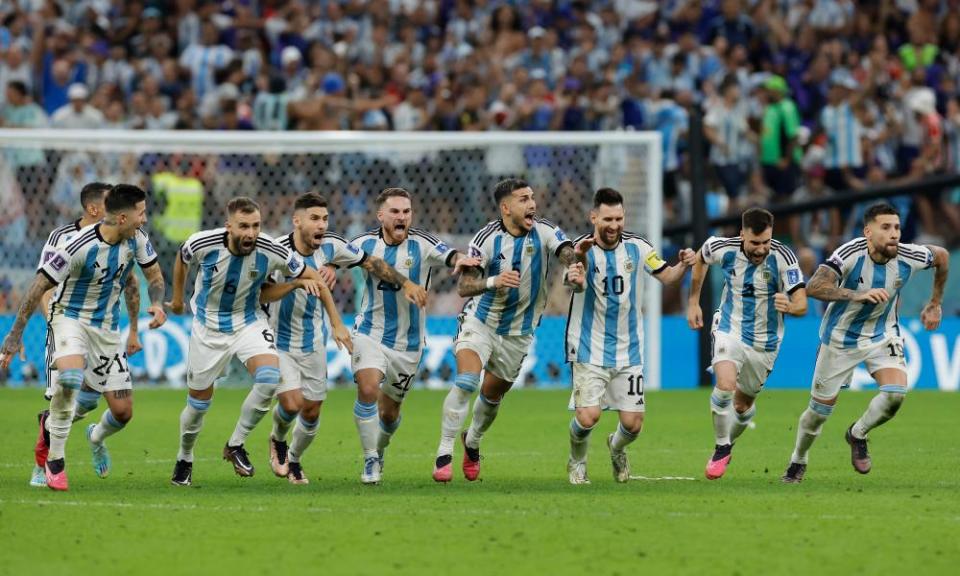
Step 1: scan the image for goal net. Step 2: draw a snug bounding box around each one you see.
[0,129,662,390]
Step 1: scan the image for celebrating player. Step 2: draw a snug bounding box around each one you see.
[565,188,695,484]
[782,203,949,483]
[346,188,477,484]
[29,182,143,487]
[167,196,348,486]
[431,178,582,482]
[687,208,807,480]
[2,184,167,491]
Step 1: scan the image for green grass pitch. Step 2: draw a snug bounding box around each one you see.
[1,388,958,575]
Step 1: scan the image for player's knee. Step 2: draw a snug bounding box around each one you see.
[380,404,400,425]
[733,396,754,415]
[300,402,321,422]
[278,393,301,414]
[575,410,600,429]
[622,414,643,435]
[111,407,133,425]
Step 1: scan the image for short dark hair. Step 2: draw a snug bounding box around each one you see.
[376,187,411,207]
[741,207,774,234]
[104,184,147,213]
[80,182,112,209]
[493,178,529,204]
[227,196,260,215]
[863,203,899,225]
[294,192,327,211]
[593,187,623,208]
[6,80,27,97]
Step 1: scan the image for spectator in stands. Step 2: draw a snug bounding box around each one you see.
[0,42,30,107]
[820,70,865,193]
[51,83,105,129]
[705,76,752,199]
[759,75,801,200]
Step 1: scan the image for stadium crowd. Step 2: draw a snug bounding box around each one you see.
[1,0,959,314]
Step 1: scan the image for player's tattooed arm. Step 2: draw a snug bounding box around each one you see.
[921,245,949,331]
[124,273,143,356]
[457,266,487,297]
[362,255,427,307]
[141,264,168,329]
[807,265,889,304]
[557,243,578,268]
[0,274,55,369]
[686,249,709,329]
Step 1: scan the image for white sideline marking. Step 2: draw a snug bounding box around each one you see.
[629,475,697,481]
[0,498,332,514]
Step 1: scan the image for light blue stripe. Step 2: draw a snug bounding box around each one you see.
[872,261,910,343]
[276,404,296,423]
[844,260,885,347]
[520,228,542,334]
[625,243,642,366]
[254,366,280,384]
[277,294,295,352]
[381,244,400,347]
[187,396,211,411]
[379,416,402,434]
[735,406,756,423]
[576,250,597,363]
[59,368,84,390]
[217,254,245,332]
[616,421,638,440]
[602,249,620,367]
[105,410,124,429]
[353,400,378,419]
[76,389,99,410]
[454,372,480,393]
[808,399,834,416]
[765,255,780,351]
[497,236,525,335]
[718,251,736,333]
[66,246,101,320]
[406,240,422,350]
[710,393,732,408]
[243,253,267,327]
[358,239,378,335]
[879,385,907,394]
[570,417,592,439]
[475,235,502,323]
[301,291,318,353]
[298,415,318,430]
[820,256,865,346]
[195,250,220,326]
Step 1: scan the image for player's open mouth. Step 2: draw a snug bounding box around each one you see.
[523,213,535,225]
[313,233,324,241]
[394,224,406,231]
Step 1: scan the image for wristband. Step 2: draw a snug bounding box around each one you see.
[486,276,497,290]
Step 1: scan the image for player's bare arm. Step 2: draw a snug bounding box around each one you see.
[450,252,482,275]
[142,263,168,329]
[124,272,142,356]
[164,252,188,314]
[686,249,709,329]
[654,248,696,285]
[0,274,56,369]
[807,265,889,304]
[456,263,521,297]
[362,254,427,307]
[774,288,808,317]
[921,245,949,331]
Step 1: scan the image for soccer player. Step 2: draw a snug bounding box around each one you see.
[167,196,348,486]
[564,188,695,484]
[29,183,144,487]
[432,178,583,482]
[782,203,949,483]
[345,188,477,484]
[1,184,167,491]
[687,208,807,480]
[248,191,426,484]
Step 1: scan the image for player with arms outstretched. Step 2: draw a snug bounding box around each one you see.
[687,208,807,480]
[782,203,949,482]
[565,188,695,484]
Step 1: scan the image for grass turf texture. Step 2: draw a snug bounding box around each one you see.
[1,388,957,576]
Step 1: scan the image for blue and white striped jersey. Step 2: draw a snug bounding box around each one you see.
[268,232,367,354]
[463,218,572,337]
[821,102,863,169]
[40,224,158,331]
[180,229,305,334]
[37,219,83,269]
[352,227,457,352]
[565,232,666,368]
[702,236,806,351]
[819,238,933,349]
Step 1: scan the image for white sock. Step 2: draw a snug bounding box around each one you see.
[177,397,211,463]
[464,394,500,449]
[228,382,275,447]
[437,373,479,457]
[353,400,379,458]
[569,417,594,463]
[377,416,402,452]
[610,422,639,452]
[272,404,297,442]
[47,371,81,461]
[710,387,734,445]
[790,400,832,464]
[852,386,906,439]
[730,405,756,443]
[289,415,319,463]
[90,409,125,444]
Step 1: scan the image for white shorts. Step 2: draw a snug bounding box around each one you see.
[187,319,278,391]
[569,363,646,413]
[711,331,778,398]
[455,316,533,382]
[48,315,131,393]
[276,349,328,402]
[351,333,422,403]
[811,335,907,400]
